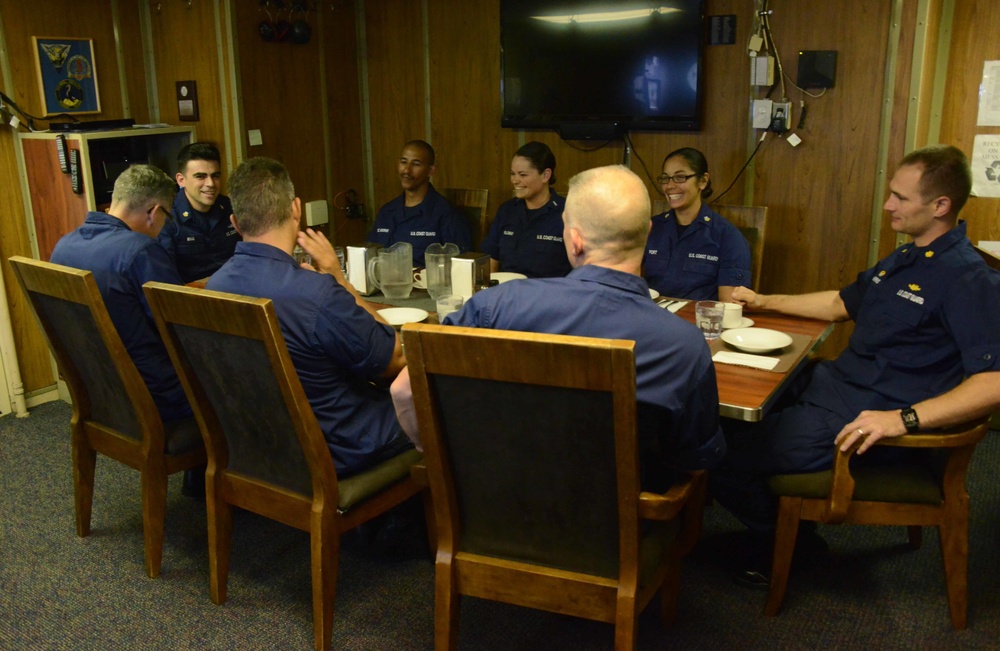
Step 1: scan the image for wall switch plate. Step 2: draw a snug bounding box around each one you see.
[248,129,263,146]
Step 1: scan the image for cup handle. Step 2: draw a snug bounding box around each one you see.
[367,257,381,289]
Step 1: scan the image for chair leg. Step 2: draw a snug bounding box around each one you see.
[658,557,682,626]
[140,460,168,579]
[207,475,233,605]
[613,593,638,651]
[907,525,923,549]
[764,496,801,617]
[421,487,437,555]
[310,510,338,651]
[71,426,97,538]
[939,510,969,629]
[434,553,461,651]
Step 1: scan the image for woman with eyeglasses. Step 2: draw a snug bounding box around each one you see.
[643,147,751,301]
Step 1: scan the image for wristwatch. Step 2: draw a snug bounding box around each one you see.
[900,407,920,433]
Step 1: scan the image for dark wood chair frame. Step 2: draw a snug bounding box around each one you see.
[143,281,424,651]
[8,256,206,578]
[402,322,706,651]
[438,187,489,247]
[766,419,990,629]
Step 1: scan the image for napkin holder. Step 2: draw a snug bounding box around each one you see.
[346,242,383,295]
[451,252,491,300]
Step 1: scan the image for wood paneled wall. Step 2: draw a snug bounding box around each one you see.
[940,1,1000,245]
[146,1,227,151]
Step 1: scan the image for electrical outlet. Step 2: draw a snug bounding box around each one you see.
[752,99,773,129]
[770,101,792,132]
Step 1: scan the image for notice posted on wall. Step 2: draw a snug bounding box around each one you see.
[971,135,1000,198]
[978,61,1000,127]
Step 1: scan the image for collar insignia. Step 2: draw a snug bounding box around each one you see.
[924,251,934,258]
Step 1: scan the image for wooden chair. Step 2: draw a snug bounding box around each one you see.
[143,281,424,651]
[974,244,1000,271]
[402,322,707,651]
[766,418,990,628]
[7,256,205,578]
[651,200,767,292]
[438,187,489,247]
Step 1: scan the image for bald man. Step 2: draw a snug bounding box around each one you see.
[391,165,724,489]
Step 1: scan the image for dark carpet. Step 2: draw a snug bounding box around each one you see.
[2,401,999,649]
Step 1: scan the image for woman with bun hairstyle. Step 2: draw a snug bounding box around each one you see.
[481,141,572,278]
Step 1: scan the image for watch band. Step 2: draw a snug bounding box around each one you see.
[900,407,920,433]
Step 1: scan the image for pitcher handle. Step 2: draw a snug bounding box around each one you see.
[367,256,382,289]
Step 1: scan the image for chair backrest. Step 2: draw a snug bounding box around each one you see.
[403,322,640,579]
[9,256,159,442]
[974,245,1000,272]
[650,200,767,292]
[438,188,489,247]
[143,282,335,498]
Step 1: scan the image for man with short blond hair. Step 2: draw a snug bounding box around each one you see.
[391,165,725,489]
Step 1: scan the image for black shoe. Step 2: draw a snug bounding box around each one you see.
[182,466,206,501]
[731,524,829,590]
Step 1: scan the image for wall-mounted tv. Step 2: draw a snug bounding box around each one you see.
[501,1,705,139]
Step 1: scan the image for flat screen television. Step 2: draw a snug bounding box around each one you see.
[500,1,705,139]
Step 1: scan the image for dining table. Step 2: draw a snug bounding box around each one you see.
[190,271,833,425]
[668,300,834,422]
[370,289,834,424]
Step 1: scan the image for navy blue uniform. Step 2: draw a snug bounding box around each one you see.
[643,204,751,299]
[710,221,1000,532]
[51,212,191,422]
[444,265,725,487]
[367,184,471,267]
[158,188,240,283]
[207,242,408,476]
[481,192,572,278]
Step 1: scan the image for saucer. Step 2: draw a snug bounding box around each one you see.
[377,307,429,327]
[723,317,754,329]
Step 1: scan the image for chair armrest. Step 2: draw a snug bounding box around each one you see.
[410,461,429,488]
[822,418,989,523]
[822,441,860,524]
[638,471,706,521]
[872,418,989,449]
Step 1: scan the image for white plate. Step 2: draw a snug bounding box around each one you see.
[723,316,755,330]
[377,307,429,327]
[491,272,527,284]
[649,288,660,299]
[720,327,792,354]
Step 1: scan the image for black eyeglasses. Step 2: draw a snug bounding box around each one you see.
[657,173,699,185]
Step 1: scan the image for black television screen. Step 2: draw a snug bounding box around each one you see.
[501,1,705,138]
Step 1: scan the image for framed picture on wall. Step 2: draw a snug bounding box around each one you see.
[32,36,102,117]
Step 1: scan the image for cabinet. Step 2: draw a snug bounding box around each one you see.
[18,126,194,261]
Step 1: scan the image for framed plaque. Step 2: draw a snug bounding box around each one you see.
[32,36,102,116]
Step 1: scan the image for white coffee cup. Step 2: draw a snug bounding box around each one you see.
[722,302,743,329]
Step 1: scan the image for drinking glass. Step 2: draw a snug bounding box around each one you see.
[436,294,464,320]
[695,301,724,340]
